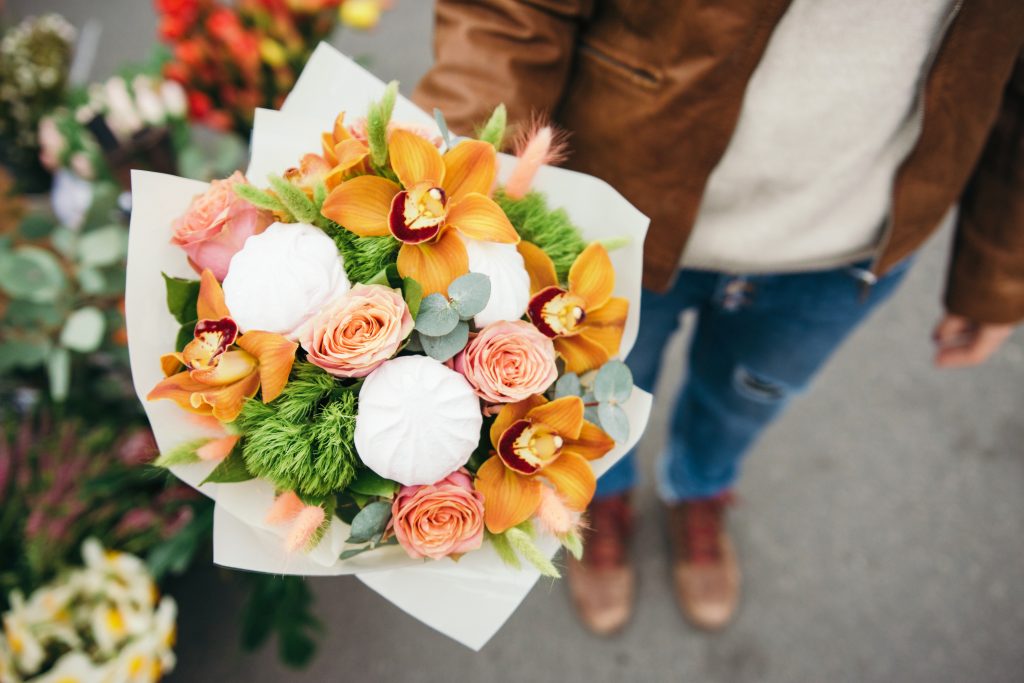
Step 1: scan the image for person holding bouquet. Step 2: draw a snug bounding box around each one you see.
[413,0,1024,634]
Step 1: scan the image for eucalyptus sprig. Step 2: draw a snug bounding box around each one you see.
[554,360,634,442]
[412,273,491,362]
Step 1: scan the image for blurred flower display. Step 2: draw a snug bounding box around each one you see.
[0,539,178,683]
[155,0,389,136]
[0,13,75,193]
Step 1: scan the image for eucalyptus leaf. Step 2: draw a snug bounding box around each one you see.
[0,247,66,303]
[0,339,50,372]
[593,360,633,404]
[78,224,128,267]
[81,182,119,231]
[414,293,459,336]
[47,347,71,402]
[419,320,469,362]
[347,469,399,498]
[19,213,56,240]
[162,273,200,324]
[448,272,491,319]
[77,266,105,294]
[554,372,582,399]
[597,402,630,442]
[59,306,106,353]
[4,300,63,328]
[346,500,392,543]
[582,390,600,425]
[49,227,77,259]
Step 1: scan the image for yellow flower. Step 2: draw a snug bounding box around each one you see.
[522,242,628,373]
[148,270,297,422]
[474,395,614,533]
[322,130,519,295]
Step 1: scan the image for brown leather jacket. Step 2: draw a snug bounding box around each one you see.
[413,0,1024,324]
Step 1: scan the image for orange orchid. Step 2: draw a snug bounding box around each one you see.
[283,153,333,199]
[474,394,614,534]
[320,129,519,295]
[317,112,372,189]
[148,270,297,422]
[521,242,629,374]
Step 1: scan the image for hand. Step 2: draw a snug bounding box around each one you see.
[932,314,1014,368]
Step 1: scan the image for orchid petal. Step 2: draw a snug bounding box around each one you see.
[446,193,519,244]
[321,175,399,237]
[147,372,212,415]
[389,129,445,189]
[526,395,584,439]
[395,229,469,296]
[475,455,542,534]
[442,140,497,202]
[579,296,628,360]
[160,353,183,377]
[195,370,261,422]
[197,269,231,319]
[235,330,298,403]
[555,333,610,374]
[568,243,615,310]
[518,241,559,293]
[188,349,257,386]
[564,420,615,461]
[332,138,369,173]
[490,394,546,448]
[542,451,596,511]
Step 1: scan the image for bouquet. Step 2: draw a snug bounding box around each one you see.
[156,0,387,136]
[127,44,651,649]
[0,13,75,192]
[38,70,189,192]
[0,539,177,683]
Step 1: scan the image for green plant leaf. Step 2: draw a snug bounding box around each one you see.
[267,175,319,225]
[486,530,521,569]
[153,438,208,468]
[234,182,288,214]
[433,108,452,149]
[162,273,200,324]
[175,322,196,353]
[59,306,106,353]
[338,536,398,560]
[554,372,581,399]
[47,347,71,402]
[402,277,423,319]
[77,266,106,294]
[0,246,66,303]
[346,500,392,543]
[0,339,50,372]
[415,293,459,336]
[477,103,507,150]
[597,402,629,442]
[562,529,584,561]
[78,224,128,267]
[505,527,560,577]
[419,320,469,362]
[19,213,56,239]
[593,360,633,404]
[448,272,490,319]
[201,449,254,485]
[347,470,399,498]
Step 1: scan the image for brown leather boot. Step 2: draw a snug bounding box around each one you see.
[566,493,635,636]
[667,492,739,631]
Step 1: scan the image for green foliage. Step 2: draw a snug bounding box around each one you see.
[328,224,401,283]
[476,104,508,150]
[367,81,398,168]
[347,469,399,498]
[557,361,633,442]
[267,174,321,226]
[433,108,452,149]
[233,182,287,215]
[346,500,391,544]
[200,448,254,485]
[505,524,560,578]
[235,363,360,497]
[413,273,490,361]
[240,575,322,669]
[162,273,200,324]
[152,439,206,469]
[494,189,587,281]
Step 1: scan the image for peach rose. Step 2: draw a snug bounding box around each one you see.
[301,284,413,378]
[454,320,558,404]
[170,171,273,280]
[390,470,485,560]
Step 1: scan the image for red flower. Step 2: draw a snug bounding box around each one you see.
[206,7,244,44]
[174,39,206,68]
[188,90,213,118]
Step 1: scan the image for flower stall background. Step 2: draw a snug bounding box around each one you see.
[4,2,1024,683]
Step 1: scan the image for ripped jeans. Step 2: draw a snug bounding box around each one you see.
[596,258,913,502]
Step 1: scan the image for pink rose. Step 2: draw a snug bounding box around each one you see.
[454,320,558,404]
[170,171,274,280]
[390,470,485,560]
[300,284,413,378]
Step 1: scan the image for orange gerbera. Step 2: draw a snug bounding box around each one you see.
[520,242,629,374]
[320,129,519,295]
[474,395,614,534]
[148,270,297,422]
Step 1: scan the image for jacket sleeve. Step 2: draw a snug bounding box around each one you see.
[945,52,1024,324]
[412,0,593,139]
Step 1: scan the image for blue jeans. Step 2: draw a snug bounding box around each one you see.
[597,258,913,502]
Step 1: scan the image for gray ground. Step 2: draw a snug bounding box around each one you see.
[9,2,1024,681]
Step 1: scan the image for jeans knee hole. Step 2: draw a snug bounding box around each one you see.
[732,366,787,403]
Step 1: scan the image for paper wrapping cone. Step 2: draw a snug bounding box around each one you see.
[126,43,651,650]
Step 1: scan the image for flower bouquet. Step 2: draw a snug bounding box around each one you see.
[156,0,387,136]
[0,539,177,683]
[127,44,651,649]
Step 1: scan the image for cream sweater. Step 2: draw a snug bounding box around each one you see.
[681,0,954,273]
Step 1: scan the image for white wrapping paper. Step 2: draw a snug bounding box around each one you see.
[126,43,651,650]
